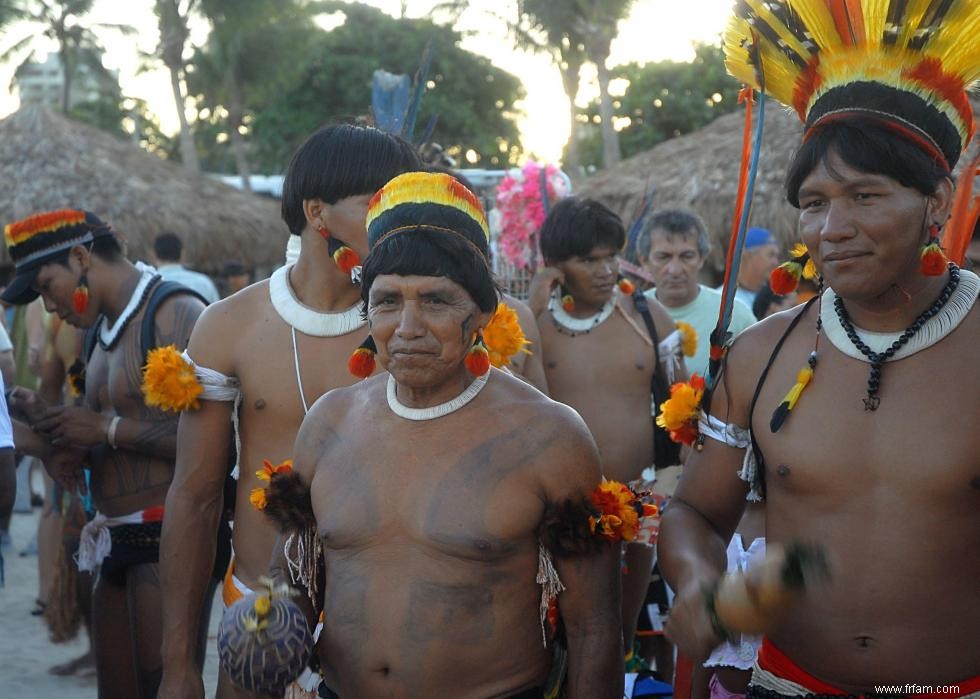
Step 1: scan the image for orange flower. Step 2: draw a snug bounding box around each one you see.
[141,345,203,412]
[588,480,646,543]
[249,487,267,511]
[656,373,705,446]
[483,303,530,368]
[256,459,293,482]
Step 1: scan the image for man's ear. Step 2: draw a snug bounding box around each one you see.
[302,198,327,233]
[931,177,955,225]
[69,245,91,271]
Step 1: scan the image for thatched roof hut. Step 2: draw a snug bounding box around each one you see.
[0,106,288,272]
[577,99,980,277]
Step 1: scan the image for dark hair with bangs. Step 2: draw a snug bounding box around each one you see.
[539,197,626,263]
[786,119,951,208]
[360,229,499,314]
[281,123,421,235]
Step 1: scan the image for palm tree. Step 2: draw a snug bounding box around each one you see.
[571,0,634,168]
[2,0,132,113]
[154,0,200,172]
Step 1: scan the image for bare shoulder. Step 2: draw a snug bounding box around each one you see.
[185,280,272,370]
[502,294,539,333]
[307,372,386,428]
[152,290,206,348]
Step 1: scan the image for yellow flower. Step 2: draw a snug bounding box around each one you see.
[483,302,531,368]
[791,242,818,280]
[141,345,203,412]
[249,487,267,511]
[676,321,698,358]
[256,459,293,482]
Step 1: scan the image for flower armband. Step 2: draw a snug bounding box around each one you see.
[656,373,705,446]
[141,345,204,412]
[539,480,659,556]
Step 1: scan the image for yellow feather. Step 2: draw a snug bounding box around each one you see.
[789,1,844,52]
[742,0,815,62]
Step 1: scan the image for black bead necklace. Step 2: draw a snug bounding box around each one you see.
[833,263,959,411]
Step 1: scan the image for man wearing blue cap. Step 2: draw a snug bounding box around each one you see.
[733,227,780,309]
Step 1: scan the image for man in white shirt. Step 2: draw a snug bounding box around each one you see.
[152,232,220,304]
[730,227,780,310]
[639,210,756,375]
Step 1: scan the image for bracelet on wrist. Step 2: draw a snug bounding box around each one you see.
[107,416,121,449]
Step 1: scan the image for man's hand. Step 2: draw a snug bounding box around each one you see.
[35,405,110,448]
[664,580,724,664]
[8,386,50,425]
[526,266,565,317]
[158,664,205,699]
[42,447,87,493]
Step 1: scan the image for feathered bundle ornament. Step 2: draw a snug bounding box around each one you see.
[483,302,530,368]
[770,243,818,295]
[539,498,603,557]
[538,480,658,556]
[588,480,658,544]
[142,345,203,412]
[494,161,572,269]
[258,468,316,534]
[656,374,706,446]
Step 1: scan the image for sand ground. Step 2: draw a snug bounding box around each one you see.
[0,484,223,698]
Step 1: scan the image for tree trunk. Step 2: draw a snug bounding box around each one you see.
[595,58,621,169]
[59,45,71,113]
[225,63,251,192]
[168,66,200,172]
[559,52,582,175]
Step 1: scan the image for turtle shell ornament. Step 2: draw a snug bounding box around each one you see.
[218,578,313,695]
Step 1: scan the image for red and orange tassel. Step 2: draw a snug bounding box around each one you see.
[770,243,817,295]
[332,245,361,276]
[347,336,377,379]
[617,276,635,295]
[920,224,948,276]
[72,274,89,314]
[464,334,491,376]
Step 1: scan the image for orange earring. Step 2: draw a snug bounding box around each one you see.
[317,224,330,241]
[920,223,948,276]
[72,273,89,314]
[464,333,490,376]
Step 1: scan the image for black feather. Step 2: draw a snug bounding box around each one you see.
[263,471,316,533]
[538,499,604,557]
[770,401,791,432]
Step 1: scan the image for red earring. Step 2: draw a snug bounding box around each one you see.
[464,333,490,376]
[73,273,89,314]
[317,224,330,241]
[920,223,947,276]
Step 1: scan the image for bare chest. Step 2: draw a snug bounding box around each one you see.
[234,318,367,424]
[311,418,547,562]
[84,321,151,418]
[540,314,654,402]
[752,342,980,503]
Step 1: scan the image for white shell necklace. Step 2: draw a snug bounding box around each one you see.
[269,264,365,338]
[548,289,616,336]
[386,371,490,421]
[98,262,161,350]
[820,268,978,363]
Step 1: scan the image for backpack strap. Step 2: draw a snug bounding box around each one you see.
[139,281,207,364]
[632,291,682,469]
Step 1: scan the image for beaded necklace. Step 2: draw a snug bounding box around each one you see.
[833,264,960,411]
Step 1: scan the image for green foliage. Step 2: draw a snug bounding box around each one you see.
[574,43,739,169]
[244,2,524,173]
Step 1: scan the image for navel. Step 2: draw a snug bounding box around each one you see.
[546,361,558,369]
[852,635,877,650]
[970,476,980,491]
[776,464,791,477]
[254,398,266,410]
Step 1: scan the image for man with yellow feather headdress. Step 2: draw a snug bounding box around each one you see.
[659,0,980,696]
